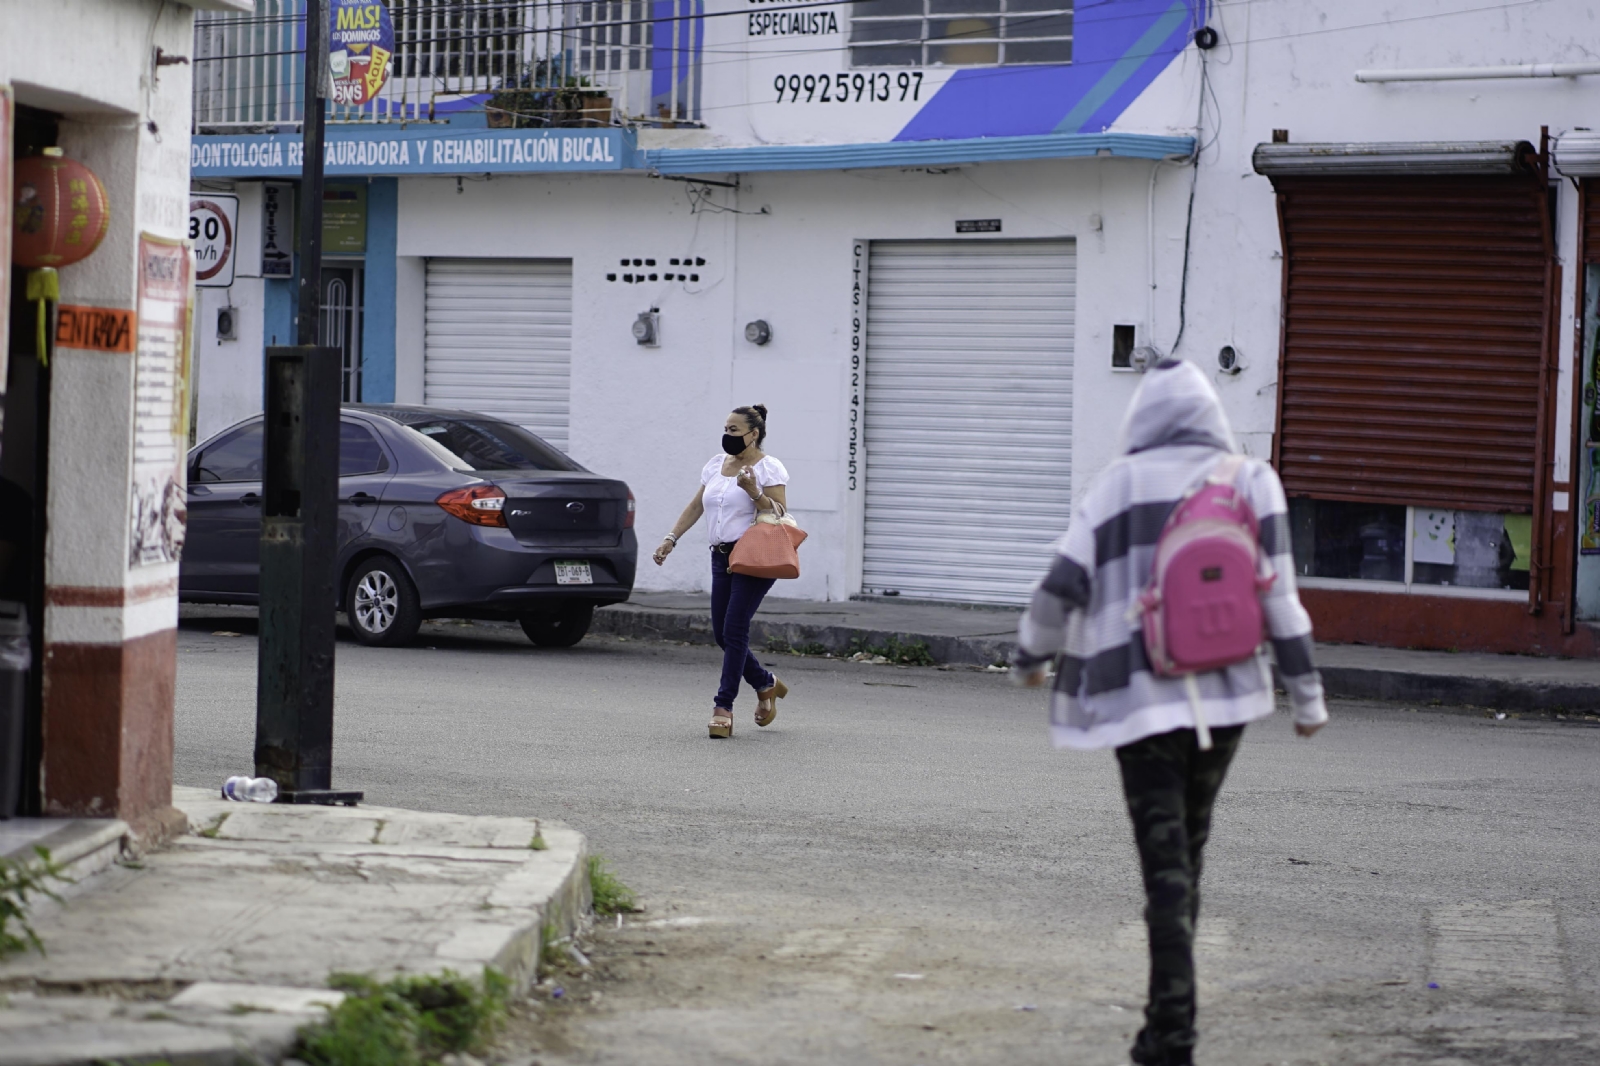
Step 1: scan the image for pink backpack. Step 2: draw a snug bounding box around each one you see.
[1138,455,1276,689]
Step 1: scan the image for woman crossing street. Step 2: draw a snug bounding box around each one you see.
[653,405,792,738]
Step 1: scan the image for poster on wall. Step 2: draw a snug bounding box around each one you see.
[129,234,194,568]
[329,0,394,107]
[1584,446,1600,555]
[322,184,366,253]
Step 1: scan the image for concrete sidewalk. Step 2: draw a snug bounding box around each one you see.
[596,592,1600,713]
[0,788,587,1066]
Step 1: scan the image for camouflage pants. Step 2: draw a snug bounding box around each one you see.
[1115,725,1245,1064]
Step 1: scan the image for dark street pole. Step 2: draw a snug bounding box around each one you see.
[254,0,360,805]
[296,0,326,351]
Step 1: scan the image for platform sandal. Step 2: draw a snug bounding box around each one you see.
[755,676,788,727]
[709,707,733,739]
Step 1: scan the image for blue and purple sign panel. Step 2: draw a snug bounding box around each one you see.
[728,0,1198,145]
[898,0,1197,140]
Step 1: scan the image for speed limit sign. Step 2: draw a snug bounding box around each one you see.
[190,195,238,288]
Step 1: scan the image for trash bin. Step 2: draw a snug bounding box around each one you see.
[0,600,29,821]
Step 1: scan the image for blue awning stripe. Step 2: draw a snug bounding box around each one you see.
[640,132,1196,175]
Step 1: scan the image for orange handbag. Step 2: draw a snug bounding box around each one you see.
[729,504,807,579]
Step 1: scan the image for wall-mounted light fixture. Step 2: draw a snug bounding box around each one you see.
[1217,344,1244,375]
[744,319,772,346]
[217,305,238,342]
[632,308,660,347]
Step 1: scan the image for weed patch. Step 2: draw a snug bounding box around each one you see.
[297,969,509,1066]
[848,636,935,666]
[0,847,71,958]
[587,855,638,916]
[195,813,229,839]
[765,637,834,658]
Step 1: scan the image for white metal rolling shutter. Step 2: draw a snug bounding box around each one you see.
[862,240,1075,605]
[424,259,573,450]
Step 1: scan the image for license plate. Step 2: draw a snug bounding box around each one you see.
[554,561,593,585]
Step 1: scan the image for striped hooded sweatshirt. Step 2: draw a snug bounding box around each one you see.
[1015,359,1329,750]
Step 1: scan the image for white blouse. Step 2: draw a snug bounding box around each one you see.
[700,454,790,545]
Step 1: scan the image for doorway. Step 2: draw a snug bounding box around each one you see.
[860,239,1076,605]
[319,263,363,402]
[2,102,61,817]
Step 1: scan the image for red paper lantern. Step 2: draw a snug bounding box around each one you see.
[12,153,111,269]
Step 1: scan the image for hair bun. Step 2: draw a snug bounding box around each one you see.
[751,404,768,420]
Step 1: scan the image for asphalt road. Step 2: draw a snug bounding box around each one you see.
[174,610,1600,1065]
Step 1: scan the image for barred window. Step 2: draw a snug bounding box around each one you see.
[394,0,528,79]
[575,0,652,74]
[849,0,1073,67]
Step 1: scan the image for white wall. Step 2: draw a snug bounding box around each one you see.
[191,179,271,442]
[1178,0,1600,482]
[399,155,1181,598]
[3,0,199,641]
[384,1,1600,605]
[194,278,265,442]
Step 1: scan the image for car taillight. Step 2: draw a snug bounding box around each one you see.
[436,485,507,527]
[625,490,636,529]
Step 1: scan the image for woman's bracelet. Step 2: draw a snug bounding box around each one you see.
[662,532,678,544]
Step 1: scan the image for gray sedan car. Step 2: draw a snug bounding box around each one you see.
[179,405,637,647]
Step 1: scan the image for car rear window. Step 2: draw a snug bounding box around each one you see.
[194,423,264,482]
[403,419,580,472]
[194,420,392,482]
[340,422,389,476]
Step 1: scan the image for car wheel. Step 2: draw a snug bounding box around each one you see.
[346,556,422,647]
[519,603,595,648]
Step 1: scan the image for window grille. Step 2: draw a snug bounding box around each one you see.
[574,1,652,75]
[849,0,1073,68]
[192,0,689,128]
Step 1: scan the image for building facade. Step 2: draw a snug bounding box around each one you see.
[3,0,247,828]
[189,0,1600,654]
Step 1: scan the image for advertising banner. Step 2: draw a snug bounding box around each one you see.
[129,235,194,569]
[329,0,394,107]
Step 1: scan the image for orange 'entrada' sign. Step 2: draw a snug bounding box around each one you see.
[55,305,136,353]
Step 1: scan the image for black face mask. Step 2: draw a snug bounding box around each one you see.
[721,433,749,456]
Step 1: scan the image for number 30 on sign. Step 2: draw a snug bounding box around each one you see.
[189,195,238,288]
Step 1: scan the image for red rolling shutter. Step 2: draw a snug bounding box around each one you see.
[1271,175,1551,514]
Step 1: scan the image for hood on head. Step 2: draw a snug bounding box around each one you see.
[1115,358,1238,456]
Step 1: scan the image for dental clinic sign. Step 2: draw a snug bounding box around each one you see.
[190,127,635,178]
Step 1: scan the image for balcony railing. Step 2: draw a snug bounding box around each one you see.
[192,0,702,131]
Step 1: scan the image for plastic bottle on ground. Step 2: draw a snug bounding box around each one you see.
[222,775,280,803]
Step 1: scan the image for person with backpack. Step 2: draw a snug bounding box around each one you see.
[1012,358,1327,1066]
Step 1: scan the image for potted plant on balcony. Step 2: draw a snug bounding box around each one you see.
[488,63,612,128]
